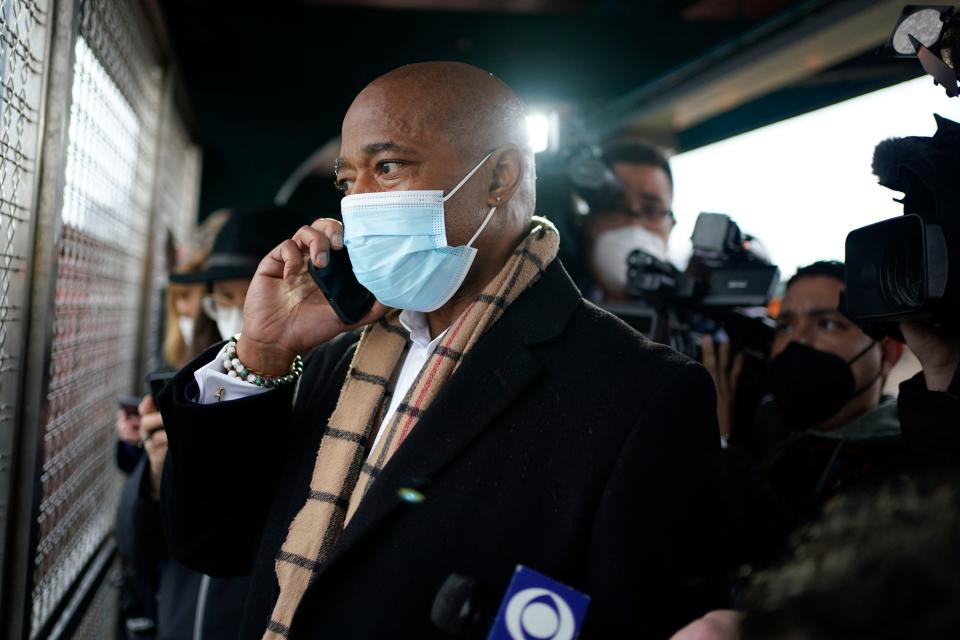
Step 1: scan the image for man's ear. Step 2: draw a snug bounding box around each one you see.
[487,145,524,207]
[879,337,905,376]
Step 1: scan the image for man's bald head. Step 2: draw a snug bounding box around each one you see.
[362,62,531,164]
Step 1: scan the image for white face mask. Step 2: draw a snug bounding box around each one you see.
[591,226,670,293]
[215,307,244,341]
[177,315,195,349]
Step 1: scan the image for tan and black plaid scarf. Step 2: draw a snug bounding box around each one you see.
[263,218,560,638]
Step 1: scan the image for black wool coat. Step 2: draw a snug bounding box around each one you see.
[116,456,251,640]
[157,260,733,639]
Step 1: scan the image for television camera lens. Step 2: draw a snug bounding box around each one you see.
[881,234,924,309]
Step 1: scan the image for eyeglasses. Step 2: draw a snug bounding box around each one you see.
[626,201,675,222]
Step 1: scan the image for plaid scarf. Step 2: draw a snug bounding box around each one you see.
[264,218,560,638]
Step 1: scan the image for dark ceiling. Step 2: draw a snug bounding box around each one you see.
[159,0,907,216]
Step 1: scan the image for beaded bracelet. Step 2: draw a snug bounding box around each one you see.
[222,336,303,388]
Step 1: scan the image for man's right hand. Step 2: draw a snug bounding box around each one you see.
[237,218,388,376]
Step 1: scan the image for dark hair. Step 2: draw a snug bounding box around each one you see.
[786,260,845,290]
[742,477,960,640]
[603,141,673,190]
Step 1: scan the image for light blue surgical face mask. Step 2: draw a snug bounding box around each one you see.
[341,152,496,312]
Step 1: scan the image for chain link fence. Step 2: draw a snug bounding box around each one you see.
[0,0,200,637]
[0,0,49,624]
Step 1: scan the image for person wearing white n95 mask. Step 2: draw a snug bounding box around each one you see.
[591,225,670,295]
[582,140,676,302]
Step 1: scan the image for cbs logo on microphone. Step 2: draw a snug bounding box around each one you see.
[505,587,576,640]
[490,566,589,640]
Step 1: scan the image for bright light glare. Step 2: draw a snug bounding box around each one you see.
[668,76,960,278]
[527,113,551,153]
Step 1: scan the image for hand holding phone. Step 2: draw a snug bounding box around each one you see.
[236,219,387,376]
[145,371,175,398]
[116,395,143,445]
[307,248,375,325]
[118,394,142,416]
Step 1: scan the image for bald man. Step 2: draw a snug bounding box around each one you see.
[158,63,731,639]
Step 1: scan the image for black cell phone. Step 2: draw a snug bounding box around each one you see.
[145,371,176,398]
[118,395,142,416]
[308,248,376,325]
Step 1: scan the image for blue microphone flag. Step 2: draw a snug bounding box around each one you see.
[487,565,589,640]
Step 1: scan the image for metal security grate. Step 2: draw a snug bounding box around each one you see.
[30,0,162,632]
[0,0,47,615]
[156,112,201,256]
[69,561,120,640]
[144,111,201,372]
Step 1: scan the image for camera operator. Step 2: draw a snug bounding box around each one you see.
[582,141,676,302]
[706,257,960,566]
[708,261,904,457]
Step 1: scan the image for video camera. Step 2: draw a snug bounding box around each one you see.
[844,4,960,331]
[845,115,960,332]
[626,212,778,308]
[608,212,779,359]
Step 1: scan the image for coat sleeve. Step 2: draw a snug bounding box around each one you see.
[585,360,734,639]
[156,342,298,577]
[156,330,360,577]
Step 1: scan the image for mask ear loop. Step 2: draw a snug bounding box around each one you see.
[442,152,495,202]
[847,340,883,399]
[846,340,877,366]
[466,207,497,248]
[441,152,498,249]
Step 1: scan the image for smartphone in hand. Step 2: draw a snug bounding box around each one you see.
[118,395,142,416]
[145,371,176,399]
[308,248,375,325]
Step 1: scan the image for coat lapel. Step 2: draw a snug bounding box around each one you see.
[310,260,582,577]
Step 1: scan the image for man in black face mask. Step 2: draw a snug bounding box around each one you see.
[761,262,905,518]
[710,260,960,568]
[767,261,903,442]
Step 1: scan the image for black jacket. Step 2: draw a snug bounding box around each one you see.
[116,456,250,639]
[727,369,960,568]
[157,260,733,639]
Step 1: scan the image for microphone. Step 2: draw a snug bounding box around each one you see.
[431,574,498,639]
[431,566,590,640]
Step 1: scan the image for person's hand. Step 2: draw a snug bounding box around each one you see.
[237,218,388,376]
[900,321,960,392]
[701,334,745,439]
[138,395,167,499]
[116,409,141,445]
[669,610,742,640]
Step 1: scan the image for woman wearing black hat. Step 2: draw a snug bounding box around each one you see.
[115,206,318,640]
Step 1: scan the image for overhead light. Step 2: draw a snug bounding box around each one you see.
[882,5,959,97]
[526,112,557,153]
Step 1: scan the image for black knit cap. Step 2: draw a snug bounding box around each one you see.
[170,205,317,284]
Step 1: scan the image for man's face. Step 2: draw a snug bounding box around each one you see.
[588,163,674,244]
[334,86,487,250]
[772,276,879,390]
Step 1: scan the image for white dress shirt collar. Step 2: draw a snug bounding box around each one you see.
[398,308,447,350]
